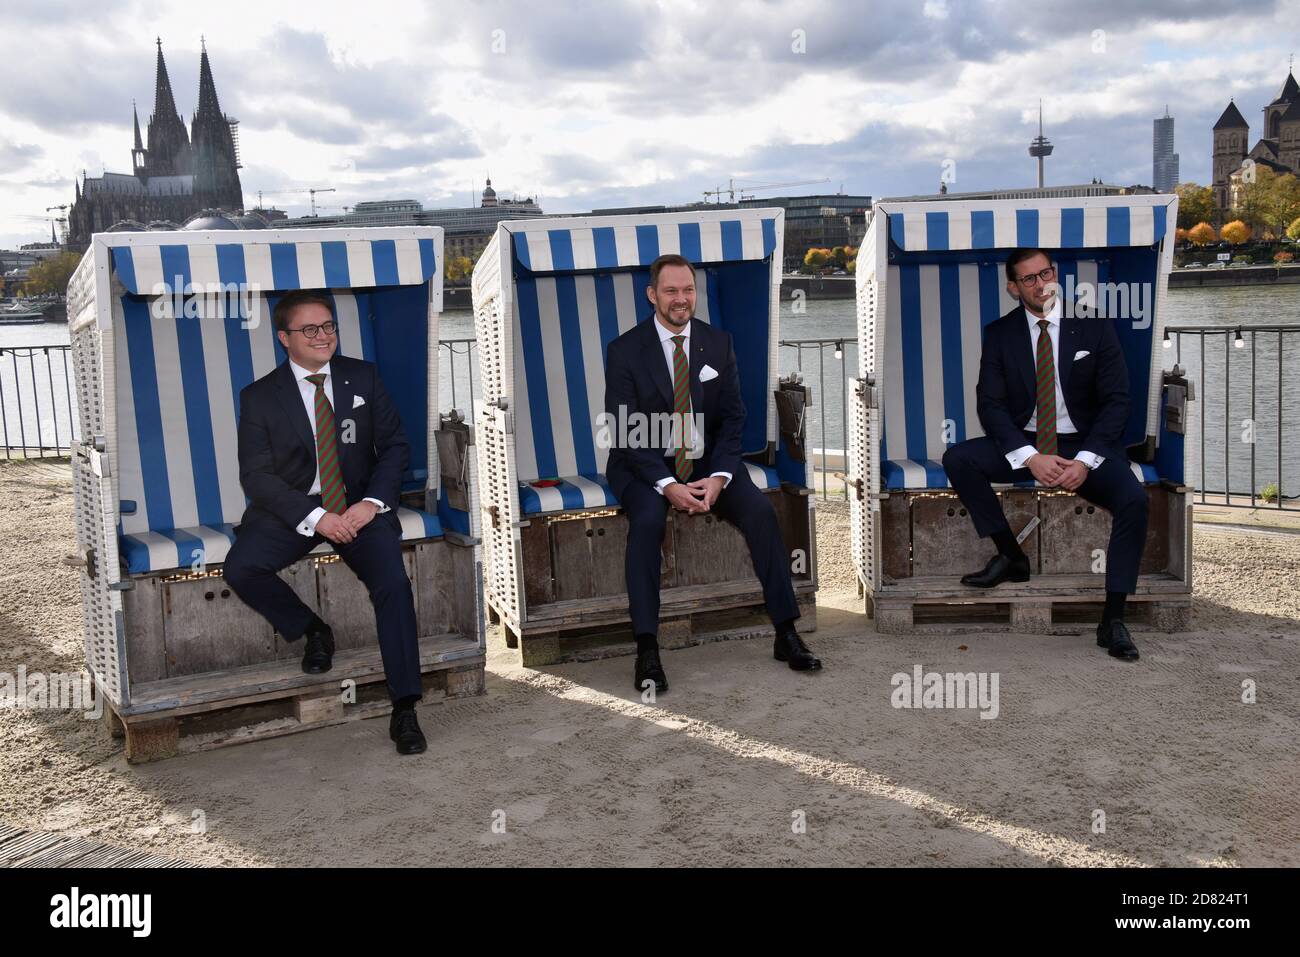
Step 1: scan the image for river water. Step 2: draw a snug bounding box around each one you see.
[4,284,1298,499]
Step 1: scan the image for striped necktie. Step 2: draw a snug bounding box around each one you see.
[304,373,348,514]
[671,334,693,481]
[1034,320,1058,456]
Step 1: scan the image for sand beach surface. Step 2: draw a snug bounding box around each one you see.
[1,458,1297,867]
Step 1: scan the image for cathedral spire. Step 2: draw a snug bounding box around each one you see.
[132,100,143,150]
[144,39,192,176]
[194,38,223,120]
[152,37,181,124]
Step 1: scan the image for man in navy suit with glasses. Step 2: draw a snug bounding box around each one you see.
[941,248,1148,661]
[222,290,428,753]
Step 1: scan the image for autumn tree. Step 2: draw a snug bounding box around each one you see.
[1220,220,1252,245]
[803,248,830,269]
[1174,183,1216,230]
[443,255,475,284]
[1187,222,1217,246]
[1235,166,1300,238]
[21,251,81,297]
[1287,215,1300,241]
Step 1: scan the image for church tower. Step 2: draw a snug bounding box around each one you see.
[1212,100,1249,213]
[143,38,192,176]
[190,40,244,212]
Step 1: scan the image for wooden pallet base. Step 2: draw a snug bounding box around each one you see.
[102,634,486,763]
[872,574,1192,636]
[502,592,818,667]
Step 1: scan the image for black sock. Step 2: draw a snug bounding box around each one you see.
[635,633,658,653]
[991,528,1027,563]
[393,694,420,712]
[1102,591,1127,625]
[774,618,798,638]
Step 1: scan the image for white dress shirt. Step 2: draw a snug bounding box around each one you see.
[1005,298,1105,472]
[650,318,732,494]
[288,359,389,536]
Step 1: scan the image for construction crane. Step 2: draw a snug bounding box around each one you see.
[702,178,832,204]
[256,187,337,216]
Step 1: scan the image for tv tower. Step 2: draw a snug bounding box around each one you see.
[1028,99,1053,188]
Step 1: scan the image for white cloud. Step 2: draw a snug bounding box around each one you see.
[0,0,1296,248]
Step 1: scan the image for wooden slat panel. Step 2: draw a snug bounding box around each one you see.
[122,576,166,683]
[164,576,275,676]
[13,836,102,868]
[550,518,595,601]
[520,522,554,606]
[122,633,480,716]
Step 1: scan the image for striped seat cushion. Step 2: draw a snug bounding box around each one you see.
[518,462,781,516]
[119,507,442,575]
[883,457,1160,491]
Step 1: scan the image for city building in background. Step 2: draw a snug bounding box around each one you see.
[589,193,871,271]
[1153,108,1179,193]
[66,40,245,248]
[277,180,542,264]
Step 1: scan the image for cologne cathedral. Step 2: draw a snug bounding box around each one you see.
[66,40,245,247]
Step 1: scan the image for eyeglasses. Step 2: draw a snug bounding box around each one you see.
[1014,265,1057,287]
[284,321,337,339]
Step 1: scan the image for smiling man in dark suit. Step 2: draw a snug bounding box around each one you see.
[604,254,820,695]
[941,248,1148,661]
[222,289,428,753]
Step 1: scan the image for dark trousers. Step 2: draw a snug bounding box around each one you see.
[223,502,422,702]
[941,432,1149,593]
[618,461,800,636]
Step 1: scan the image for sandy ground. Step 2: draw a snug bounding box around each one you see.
[1,457,1298,867]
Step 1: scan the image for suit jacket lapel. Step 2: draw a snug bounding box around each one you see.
[689,317,705,420]
[1058,315,1080,394]
[645,319,675,407]
[331,359,356,462]
[275,362,316,457]
[1011,305,1037,398]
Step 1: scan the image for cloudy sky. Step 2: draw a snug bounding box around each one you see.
[1,0,1297,248]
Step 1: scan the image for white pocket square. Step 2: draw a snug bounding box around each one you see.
[1073,350,1091,361]
[352,394,366,408]
[699,364,719,382]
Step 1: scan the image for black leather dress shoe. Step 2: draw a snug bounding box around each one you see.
[301,622,335,674]
[634,647,668,695]
[390,708,427,754]
[1097,620,1140,661]
[960,554,1031,588]
[774,631,822,671]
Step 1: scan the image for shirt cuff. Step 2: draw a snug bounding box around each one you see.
[297,506,327,537]
[710,471,732,488]
[1006,445,1038,470]
[1073,452,1104,470]
[654,477,677,496]
[362,496,390,513]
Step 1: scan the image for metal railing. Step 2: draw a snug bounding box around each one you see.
[439,337,479,425]
[780,337,856,499]
[7,331,1294,513]
[1168,324,1299,510]
[0,345,78,458]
